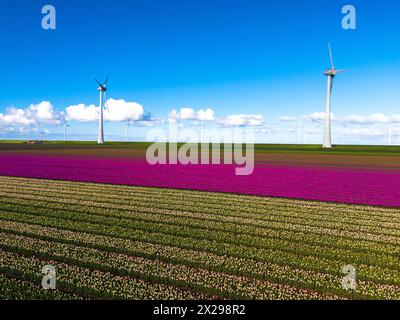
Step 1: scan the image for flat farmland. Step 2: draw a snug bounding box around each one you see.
[0,143,400,300]
[1,143,400,207]
[1,176,400,300]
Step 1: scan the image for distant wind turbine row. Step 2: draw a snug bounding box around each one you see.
[90,44,345,147]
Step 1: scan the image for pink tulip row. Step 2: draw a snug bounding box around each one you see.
[0,154,399,207]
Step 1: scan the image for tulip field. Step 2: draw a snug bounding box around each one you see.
[0,143,400,300]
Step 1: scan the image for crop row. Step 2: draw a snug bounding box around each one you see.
[0,249,210,300]
[2,194,400,255]
[0,232,339,300]
[2,184,400,235]
[1,176,399,300]
[1,219,399,299]
[0,272,80,300]
[1,176,399,220]
[1,179,400,226]
[0,199,399,272]
[0,206,399,288]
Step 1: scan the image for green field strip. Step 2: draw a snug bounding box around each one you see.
[1,220,397,300]
[2,186,400,245]
[0,272,81,300]
[2,174,400,216]
[0,249,210,300]
[0,233,337,300]
[1,195,400,256]
[1,186,399,241]
[1,200,400,273]
[2,141,400,155]
[1,208,399,287]
[2,184,400,233]
[2,175,400,219]
[1,176,399,223]
[1,200,399,276]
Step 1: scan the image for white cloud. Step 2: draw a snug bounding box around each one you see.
[168,107,215,122]
[336,127,386,138]
[105,99,144,122]
[340,113,400,125]
[280,112,400,126]
[217,114,264,127]
[303,112,335,122]
[279,116,297,122]
[66,99,145,122]
[65,103,98,122]
[197,109,215,121]
[0,101,61,127]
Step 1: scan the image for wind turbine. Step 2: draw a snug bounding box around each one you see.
[125,120,132,143]
[95,75,109,144]
[304,126,308,144]
[323,44,346,148]
[63,119,70,142]
[297,120,302,145]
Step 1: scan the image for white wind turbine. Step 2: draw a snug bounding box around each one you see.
[63,119,70,142]
[323,44,346,148]
[95,75,109,144]
[304,126,308,144]
[125,120,132,143]
[297,120,302,144]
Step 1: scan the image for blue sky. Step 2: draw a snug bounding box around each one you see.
[1,0,400,144]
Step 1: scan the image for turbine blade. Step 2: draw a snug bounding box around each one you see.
[328,43,334,70]
[95,78,103,87]
[104,91,109,112]
[334,68,347,74]
[103,74,109,86]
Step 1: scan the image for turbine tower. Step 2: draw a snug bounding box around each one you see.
[64,119,70,142]
[125,120,132,143]
[323,44,346,148]
[95,75,109,144]
[297,120,302,145]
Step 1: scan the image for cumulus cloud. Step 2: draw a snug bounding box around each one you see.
[279,116,297,122]
[168,108,215,122]
[66,98,145,122]
[105,99,144,122]
[329,127,391,139]
[280,112,400,126]
[340,113,400,125]
[303,112,335,122]
[0,101,62,128]
[217,114,264,127]
[65,103,98,122]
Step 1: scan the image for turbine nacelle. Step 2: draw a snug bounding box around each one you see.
[324,43,347,77]
[95,74,109,92]
[324,69,336,76]
[324,69,346,76]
